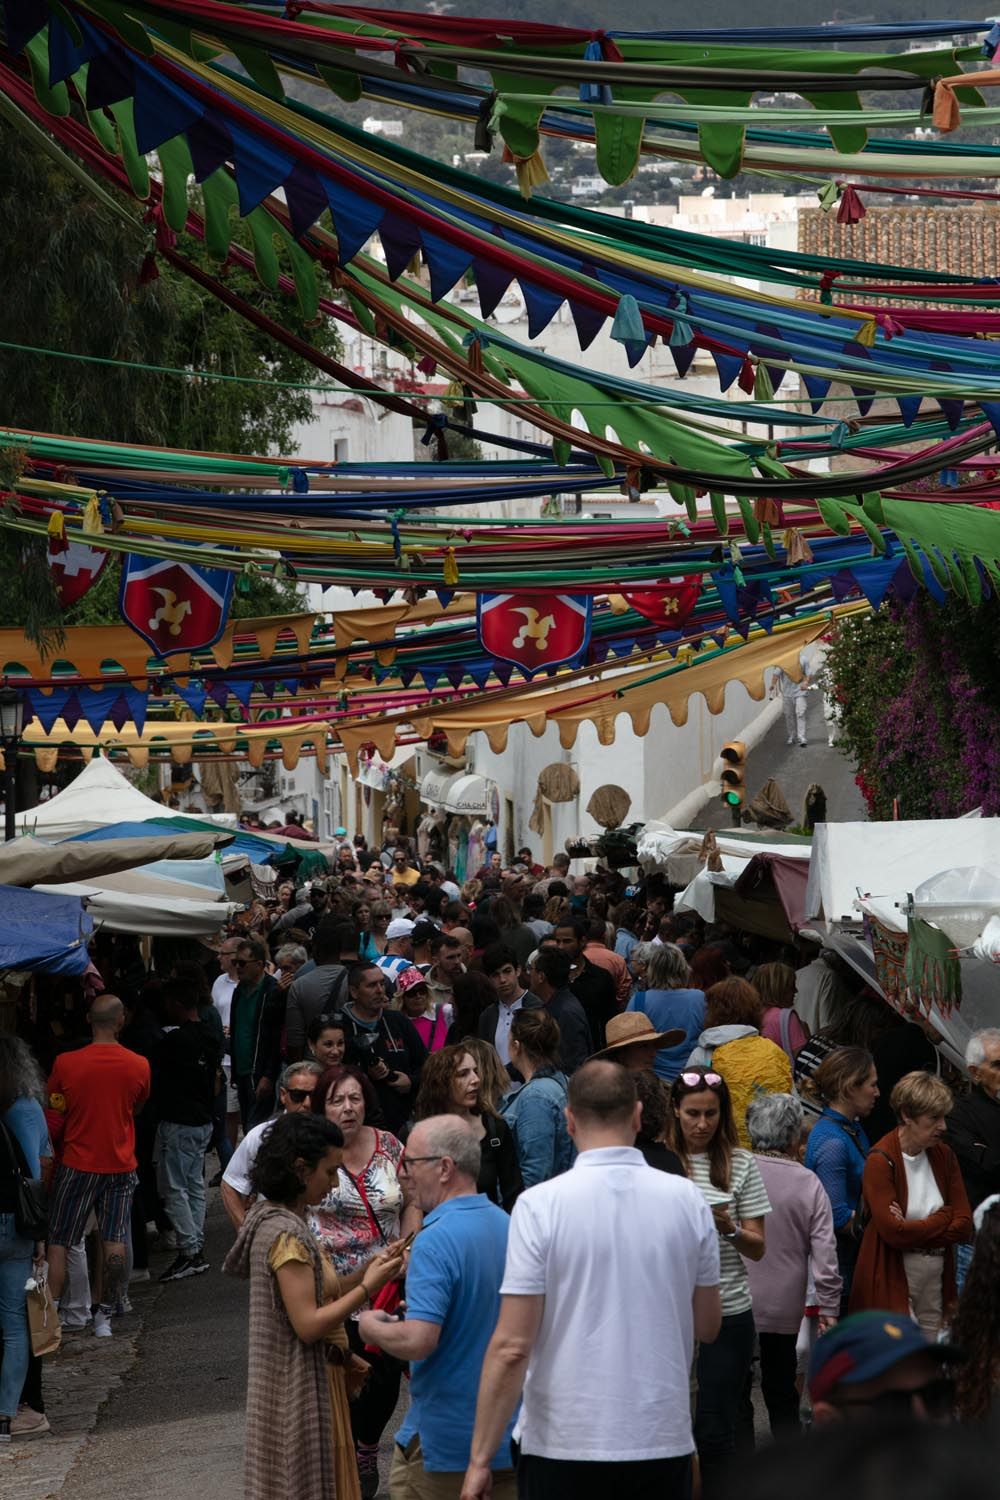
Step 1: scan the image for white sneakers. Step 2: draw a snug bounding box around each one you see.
[93,1307,113,1339]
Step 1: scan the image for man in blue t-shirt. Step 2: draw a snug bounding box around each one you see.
[359,1115,516,1498]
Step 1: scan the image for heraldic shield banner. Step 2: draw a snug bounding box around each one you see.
[477,592,592,675]
[119,555,236,657]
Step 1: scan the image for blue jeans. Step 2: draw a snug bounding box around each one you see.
[0,1212,32,1419]
[154,1122,212,1258]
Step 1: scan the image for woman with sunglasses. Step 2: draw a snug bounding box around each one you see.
[669,1067,770,1497]
[309,1066,421,1499]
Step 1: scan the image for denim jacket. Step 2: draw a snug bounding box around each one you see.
[501,1068,576,1188]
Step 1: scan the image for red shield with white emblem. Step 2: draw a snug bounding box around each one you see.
[478,593,592,674]
[622,576,702,628]
[49,539,110,609]
[120,555,235,657]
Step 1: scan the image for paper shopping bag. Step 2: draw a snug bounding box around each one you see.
[26,1274,62,1357]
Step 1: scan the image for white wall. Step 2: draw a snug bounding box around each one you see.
[471,676,768,860]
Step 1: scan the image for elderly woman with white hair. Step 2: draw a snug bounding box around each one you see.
[744,1092,841,1437]
[626,942,705,1081]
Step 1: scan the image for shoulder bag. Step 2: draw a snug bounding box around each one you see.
[0,1119,49,1241]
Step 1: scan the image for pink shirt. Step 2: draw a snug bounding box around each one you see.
[745,1154,841,1331]
[759,1006,808,1060]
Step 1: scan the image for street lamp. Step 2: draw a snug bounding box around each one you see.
[0,687,25,842]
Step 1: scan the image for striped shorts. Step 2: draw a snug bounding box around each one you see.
[48,1164,139,1247]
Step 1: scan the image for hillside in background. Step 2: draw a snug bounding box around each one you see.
[340,0,975,37]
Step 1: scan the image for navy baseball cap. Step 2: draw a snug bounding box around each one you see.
[808,1311,963,1403]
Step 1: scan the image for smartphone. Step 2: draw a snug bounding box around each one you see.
[399,1229,417,1252]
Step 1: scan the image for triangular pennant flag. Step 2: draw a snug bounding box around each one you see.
[670,342,697,378]
[28,688,66,734]
[84,42,135,110]
[468,662,493,688]
[712,350,744,393]
[520,279,565,339]
[896,394,922,428]
[569,298,606,350]
[435,589,455,609]
[473,256,514,319]
[60,692,82,733]
[283,161,329,240]
[107,692,132,733]
[186,114,232,183]
[47,10,92,85]
[801,371,832,411]
[175,683,209,717]
[227,677,255,709]
[850,387,875,418]
[379,210,423,281]
[206,680,229,709]
[324,178,383,264]
[126,687,148,737]
[131,63,204,156]
[420,232,474,303]
[981,402,1000,440]
[937,397,965,430]
[230,127,295,217]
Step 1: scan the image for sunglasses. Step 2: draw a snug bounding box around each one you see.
[283,1087,314,1103]
[679,1072,723,1089]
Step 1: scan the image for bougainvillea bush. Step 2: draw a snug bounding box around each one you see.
[825,596,1000,820]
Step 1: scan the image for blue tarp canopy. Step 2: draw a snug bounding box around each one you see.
[67,819,282,864]
[0,885,93,975]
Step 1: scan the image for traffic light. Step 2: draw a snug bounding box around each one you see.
[720,741,746,825]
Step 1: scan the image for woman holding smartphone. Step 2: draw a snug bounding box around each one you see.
[669,1067,770,1498]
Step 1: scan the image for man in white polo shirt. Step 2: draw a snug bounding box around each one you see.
[219,1060,321,1230]
[461,1060,722,1500]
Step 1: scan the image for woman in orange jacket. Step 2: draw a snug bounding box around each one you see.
[850,1070,972,1336]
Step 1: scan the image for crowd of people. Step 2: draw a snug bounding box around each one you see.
[2,830,1000,1496]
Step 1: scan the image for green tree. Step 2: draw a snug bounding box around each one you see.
[0,127,340,640]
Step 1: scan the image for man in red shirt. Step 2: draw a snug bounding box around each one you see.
[46,994,151,1337]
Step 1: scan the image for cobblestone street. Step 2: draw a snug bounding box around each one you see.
[0,1192,405,1500]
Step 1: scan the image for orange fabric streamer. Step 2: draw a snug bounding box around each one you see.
[933,68,1000,133]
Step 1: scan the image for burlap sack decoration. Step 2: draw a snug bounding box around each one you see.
[586,784,631,830]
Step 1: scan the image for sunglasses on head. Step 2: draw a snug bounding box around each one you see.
[678,1072,723,1089]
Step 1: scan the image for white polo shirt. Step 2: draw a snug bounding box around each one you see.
[222,1117,273,1197]
[501,1146,719,1462]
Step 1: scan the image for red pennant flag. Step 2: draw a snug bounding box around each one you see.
[621,576,702,628]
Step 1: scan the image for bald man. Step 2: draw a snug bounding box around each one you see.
[46,994,151,1336]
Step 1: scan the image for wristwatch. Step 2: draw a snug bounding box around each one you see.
[722,1228,740,1242]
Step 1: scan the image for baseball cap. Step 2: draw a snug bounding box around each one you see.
[386,918,415,940]
[396,966,430,997]
[807,1312,963,1404]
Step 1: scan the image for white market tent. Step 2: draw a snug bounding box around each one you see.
[14,755,237,838]
[805,818,1000,926]
[33,881,241,936]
